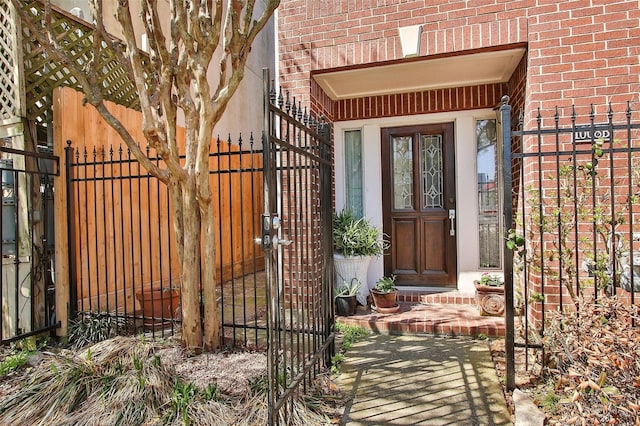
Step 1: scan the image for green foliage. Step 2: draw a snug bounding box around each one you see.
[202,383,221,402]
[335,322,369,351]
[330,353,344,375]
[506,228,525,256]
[331,323,370,374]
[541,389,560,414]
[167,379,198,425]
[0,349,33,377]
[335,278,361,296]
[68,313,130,349]
[478,273,503,287]
[529,292,545,303]
[373,275,397,293]
[333,209,390,257]
[248,373,269,395]
[514,136,640,305]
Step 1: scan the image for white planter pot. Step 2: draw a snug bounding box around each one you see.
[333,253,372,305]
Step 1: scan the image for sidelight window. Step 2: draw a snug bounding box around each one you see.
[476,119,502,269]
[344,130,363,217]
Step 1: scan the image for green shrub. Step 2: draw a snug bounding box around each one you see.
[333,210,389,257]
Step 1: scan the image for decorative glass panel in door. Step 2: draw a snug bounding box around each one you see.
[382,123,457,287]
[392,136,413,210]
[421,135,443,209]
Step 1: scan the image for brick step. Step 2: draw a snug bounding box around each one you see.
[337,301,505,338]
[397,290,477,305]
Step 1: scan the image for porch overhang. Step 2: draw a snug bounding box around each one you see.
[312,46,526,101]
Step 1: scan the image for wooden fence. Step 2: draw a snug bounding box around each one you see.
[53,87,263,322]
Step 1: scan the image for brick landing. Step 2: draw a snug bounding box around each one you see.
[338,291,506,337]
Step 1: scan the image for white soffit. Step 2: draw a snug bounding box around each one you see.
[313,47,526,100]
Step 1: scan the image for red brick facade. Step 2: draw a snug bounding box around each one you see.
[279,0,640,122]
[333,83,508,121]
[278,1,640,322]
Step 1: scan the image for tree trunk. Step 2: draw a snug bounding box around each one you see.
[11,0,281,352]
[171,170,220,352]
[177,176,204,351]
[200,187,219,351]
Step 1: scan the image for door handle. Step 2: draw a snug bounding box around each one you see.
[255,235,293,249]
[273,236,293,249]
[448,209,456,236]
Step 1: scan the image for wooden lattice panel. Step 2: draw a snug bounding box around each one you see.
[19,1,143,123]
[0,1,19,121]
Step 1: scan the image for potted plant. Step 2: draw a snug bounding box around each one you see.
[474,272,505,316]
[335,278,361,316]
[333,209,390,305]
[370,275,399,314]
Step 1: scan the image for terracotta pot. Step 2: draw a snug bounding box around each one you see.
[135,288,181,327]
[335,295,358,316]
[474,282,505,316]
[370,289,399,313]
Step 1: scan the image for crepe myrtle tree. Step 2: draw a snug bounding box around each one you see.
[13,0,279,351]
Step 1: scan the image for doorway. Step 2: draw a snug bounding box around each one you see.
[381,123,457,287]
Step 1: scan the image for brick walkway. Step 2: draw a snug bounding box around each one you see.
[337,291,506,337]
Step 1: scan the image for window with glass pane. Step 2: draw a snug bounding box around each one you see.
[476,119,501,269]
[392,136,413,210]
[344,130,363,217]
[421,135,443,209]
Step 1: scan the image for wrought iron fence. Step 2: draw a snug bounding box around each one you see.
[0,145,58,344]
[64,71,335,425]
[500,98,640,389]
[261,69,334,425]
[66,135,266,345]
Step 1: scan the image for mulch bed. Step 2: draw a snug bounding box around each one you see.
[490,296,640,425]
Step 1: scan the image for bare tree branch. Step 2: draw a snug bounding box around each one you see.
[16,0,280,351]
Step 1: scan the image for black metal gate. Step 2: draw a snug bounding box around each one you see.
[260,69,334,425]
[0,145,58,344]
[499,98,640,389]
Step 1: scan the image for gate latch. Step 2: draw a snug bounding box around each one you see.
[255,213,273,249]
[256,214,293,249]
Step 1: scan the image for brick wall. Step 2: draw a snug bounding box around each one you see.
[526,0,640,126]
[278,0,640,322]
[279,0,640,121]
[334,83,507,121]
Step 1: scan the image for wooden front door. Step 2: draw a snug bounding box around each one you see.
[381,123,457,287]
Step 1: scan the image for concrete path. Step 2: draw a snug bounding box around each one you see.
[337,334,512,425]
